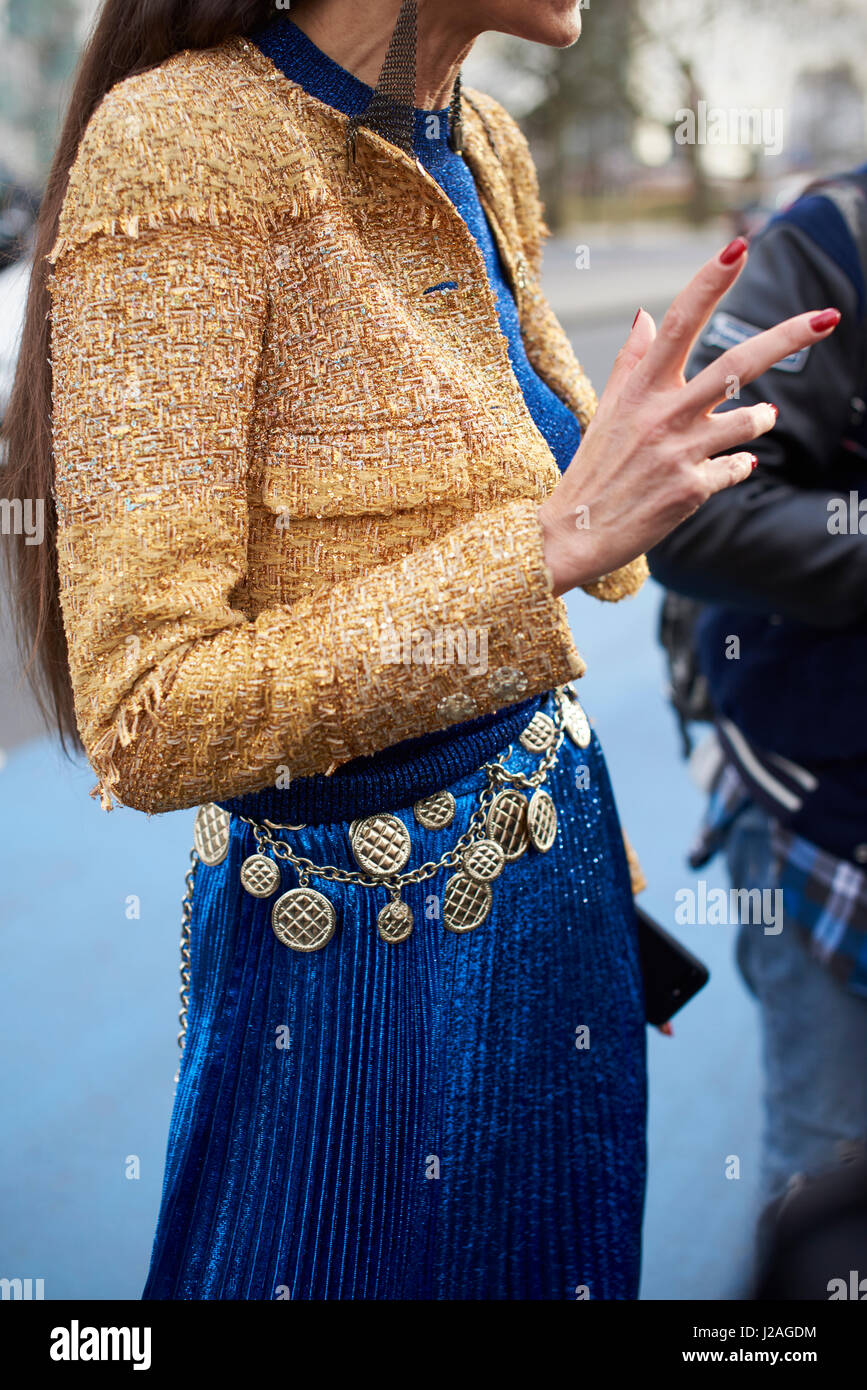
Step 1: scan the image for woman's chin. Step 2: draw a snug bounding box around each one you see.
[492,4,583,50]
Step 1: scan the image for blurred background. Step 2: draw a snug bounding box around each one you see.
[1,0,865,1300]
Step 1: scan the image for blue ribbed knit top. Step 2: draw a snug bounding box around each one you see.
[220,18,582,825]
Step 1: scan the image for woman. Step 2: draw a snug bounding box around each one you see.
[2,0,839,1299]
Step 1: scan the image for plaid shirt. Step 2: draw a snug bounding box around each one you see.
[690,755,867,999]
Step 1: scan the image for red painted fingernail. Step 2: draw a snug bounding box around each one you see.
[632,307,643,329]
[750,455,758,470]
[659,1021,674,1037]
[770,404,779,420]
[719,236,748,266]
[809,308,841,331]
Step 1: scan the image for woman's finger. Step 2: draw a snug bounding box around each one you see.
[679,308,841,414]
[688,401,778,459]
[628,236,749,388]
[699,450,759,497]
[600,306,658,402]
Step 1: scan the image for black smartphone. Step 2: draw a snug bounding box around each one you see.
[635,905,710,1025]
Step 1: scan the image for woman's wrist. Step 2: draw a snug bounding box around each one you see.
[537,498,602,598]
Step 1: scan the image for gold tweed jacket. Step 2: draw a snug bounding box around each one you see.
[47,35,648,848]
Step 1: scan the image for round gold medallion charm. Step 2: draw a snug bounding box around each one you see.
[193,803,231,866]
[527,789,558,853]
[377,898,414,944]
[413,791,456,830]
[562,697,592,749]
[443,873,493,933]
[271,887,336,953]
[461,838,506,883]
[240,854,281,898]
[519,710,556,754]
[350,813,412,877]
[486,789,529,862]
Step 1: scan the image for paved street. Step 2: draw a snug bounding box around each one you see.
[0,224,765,1300]
[541,221,724,331]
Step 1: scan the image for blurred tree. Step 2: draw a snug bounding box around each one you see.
[633,0,867,224]
[497,0,639,230]
[632,2,719,226]
[476,0,867,230]
[471,0,721,228]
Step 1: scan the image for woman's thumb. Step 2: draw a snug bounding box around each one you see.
[603,306,657,401]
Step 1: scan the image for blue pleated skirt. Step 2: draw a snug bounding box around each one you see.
[142,693,647,1300]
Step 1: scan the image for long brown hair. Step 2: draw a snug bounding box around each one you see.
[1,0,273,756]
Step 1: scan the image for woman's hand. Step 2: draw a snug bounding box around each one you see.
[538,237,841,597]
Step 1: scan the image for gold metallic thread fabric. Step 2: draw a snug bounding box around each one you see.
[47,37,648,816]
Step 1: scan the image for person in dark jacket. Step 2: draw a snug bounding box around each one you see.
[649,165,867,1211]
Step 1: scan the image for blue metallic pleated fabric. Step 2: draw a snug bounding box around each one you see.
[142,691,647,1300]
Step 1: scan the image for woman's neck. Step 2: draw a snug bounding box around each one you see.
[287,0,477,109]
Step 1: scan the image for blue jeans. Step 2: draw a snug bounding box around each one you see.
[726,804,867,1206]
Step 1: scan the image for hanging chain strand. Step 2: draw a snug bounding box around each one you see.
[173,849,199,1079]
[346,0,418,158]
[448,68,464,154]
[344,0,463,163]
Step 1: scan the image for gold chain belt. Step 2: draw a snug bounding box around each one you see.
[174,684,592,1068]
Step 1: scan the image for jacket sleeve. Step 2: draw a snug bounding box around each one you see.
[648,202,867,629]
[49,131,584,815]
